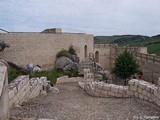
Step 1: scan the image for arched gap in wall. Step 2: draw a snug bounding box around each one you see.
[84,45,88,58]
[95,51,99,63]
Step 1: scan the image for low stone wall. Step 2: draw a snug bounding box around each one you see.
[79,81,129,98]
[128,79,160,106]
[79,79,160,107]
[0,65,9,120]
[9,76,47,108]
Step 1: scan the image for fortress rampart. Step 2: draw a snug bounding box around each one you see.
[0,31,93,70]
[94,44,160,84]
[1,29,160,84]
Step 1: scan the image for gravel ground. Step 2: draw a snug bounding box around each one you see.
[10,82,160,120]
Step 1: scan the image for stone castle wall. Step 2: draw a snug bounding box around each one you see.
[94,44,111,70]
[1,30,160,83]
[0,32,93,70]
[94,44,160,84]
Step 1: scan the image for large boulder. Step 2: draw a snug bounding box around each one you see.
[71,55,80,63]
[22,63,42,74]
[55,56,78,71]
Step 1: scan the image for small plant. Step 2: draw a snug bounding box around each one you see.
[56,49,74,61]
[8,67,20,83]
[68,45,77,55]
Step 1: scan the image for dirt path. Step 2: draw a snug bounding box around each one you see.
[11,82,160,120]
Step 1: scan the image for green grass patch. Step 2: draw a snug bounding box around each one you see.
[8,66,79,85]
[8,67,20,83]
[29,69,79,85]
[145,43,160,56]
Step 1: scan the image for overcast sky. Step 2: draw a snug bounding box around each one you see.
[0,0,160,36]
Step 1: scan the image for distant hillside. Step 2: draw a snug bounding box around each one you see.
[94,34,160,56]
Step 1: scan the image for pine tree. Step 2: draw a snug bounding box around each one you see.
[113,49,139,85]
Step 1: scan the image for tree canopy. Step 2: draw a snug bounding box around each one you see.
[113,49,139,85]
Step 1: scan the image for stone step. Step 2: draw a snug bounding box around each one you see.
[78,58,96,74]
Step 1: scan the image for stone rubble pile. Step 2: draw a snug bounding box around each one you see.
[8,75,59,108]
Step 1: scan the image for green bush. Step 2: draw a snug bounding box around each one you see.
[68,45,77,55]
[113,49,139,85]
[56,50,74,61]
[8,67,20,83]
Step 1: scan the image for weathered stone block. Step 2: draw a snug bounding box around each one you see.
[156,99,160,107]
[123,87,128,94]
[142,90,147,96]
[154,90,158,97]
[146,86,151,92]
[123,94,129,98]
[97,83,103,89]
[93,82,98,88]
[95,88,101,93]
[99,93,105,97]
[134,81,139,86]
[108,91,115,96]
[130,85,137,92]
[149,98,153,102]
[103,84,111,91]
[139,94,144,99]
[111,86,118,93]
[86,89,94,96]
[104,94,110,98]
[127,90,134,96]
[118,87,124,94]
[115,93,122,98]
[135,92,138,98]
[138,88,142,93]
[151,94,156,102]
[144,96,149,101]
[156,93,160,100]
[139,83,146,89]
[146,92,151,97]
[101,90,108,95]
[128,80,135,85]
[93,92,100,97]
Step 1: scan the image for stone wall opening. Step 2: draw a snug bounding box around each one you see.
[95,51,99,63]
[84,45,88,58]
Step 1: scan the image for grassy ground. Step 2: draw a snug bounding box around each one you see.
[30,69,78,85]
[145,42,160,56]
[8,68,79,85]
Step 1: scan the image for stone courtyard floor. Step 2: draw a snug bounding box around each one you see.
[10,82,160,120]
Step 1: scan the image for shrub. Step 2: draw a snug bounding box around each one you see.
[8,67,20,83]
[56,49,74,61]
[68,45,77,55]
[112,49,139,85]
[56,50,73,60]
